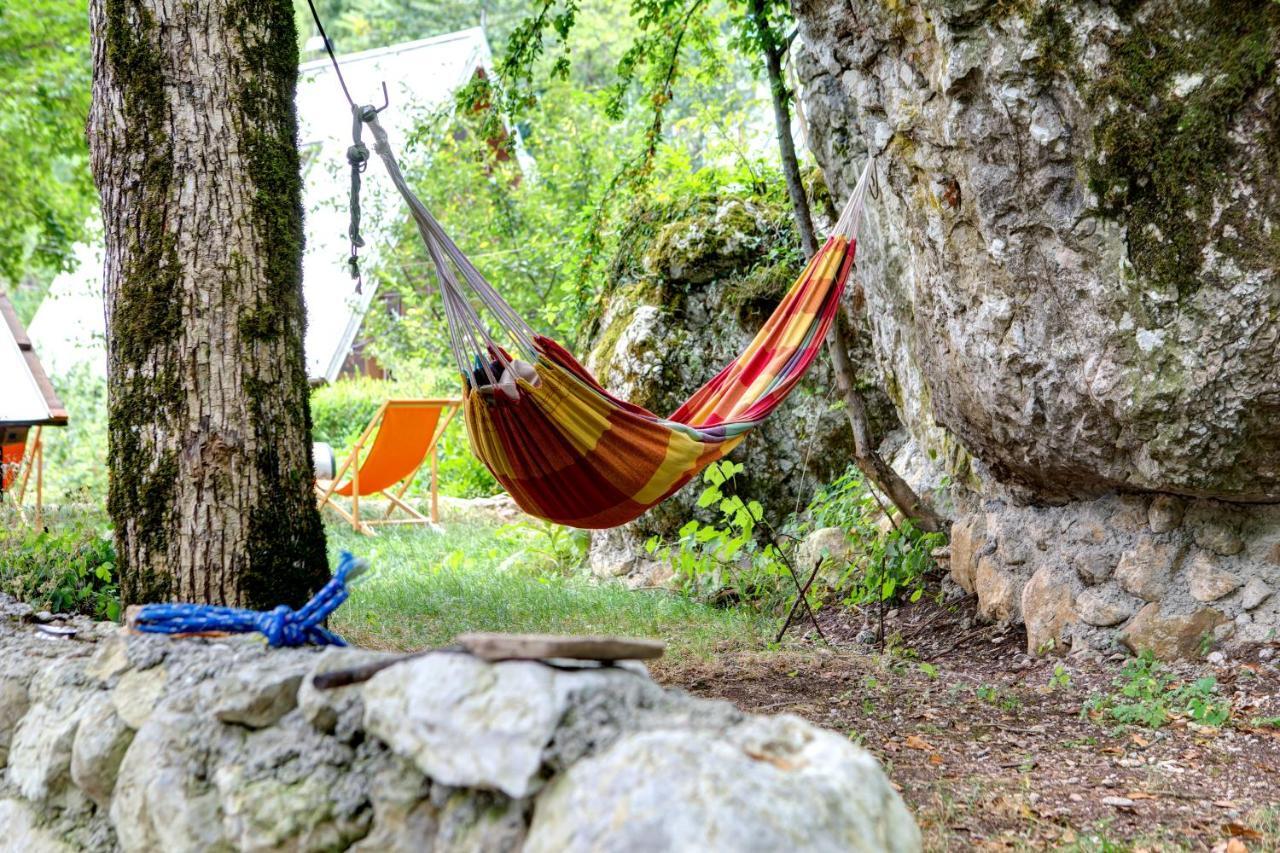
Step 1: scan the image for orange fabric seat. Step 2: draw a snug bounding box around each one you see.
[316,399,461,535]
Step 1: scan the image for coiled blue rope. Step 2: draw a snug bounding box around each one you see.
[132,551,369,647]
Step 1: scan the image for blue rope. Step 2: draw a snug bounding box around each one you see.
[132,551,369,647]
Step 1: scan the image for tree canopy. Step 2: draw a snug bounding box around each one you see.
[0,0,97,317]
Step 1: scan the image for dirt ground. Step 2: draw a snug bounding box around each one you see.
[652,592,1280,852]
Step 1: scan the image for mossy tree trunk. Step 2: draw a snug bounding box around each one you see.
[747,0,946,534]
[88,0,328,608]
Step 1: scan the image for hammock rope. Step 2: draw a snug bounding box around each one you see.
[130,552,368,647]
[347,100,875,528]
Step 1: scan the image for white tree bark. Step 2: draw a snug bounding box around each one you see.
[88,0,327,607]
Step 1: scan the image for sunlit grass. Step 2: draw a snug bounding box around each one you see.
[325,520,771,660]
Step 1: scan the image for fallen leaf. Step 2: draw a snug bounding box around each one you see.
[1131,733,1151,747]
[1224,823,1262,840]
[1226,839,1248,853]
[1126,791,1157,800]
[1214,800,1240,809]
[929,753,944,765]
[904,734,933,751]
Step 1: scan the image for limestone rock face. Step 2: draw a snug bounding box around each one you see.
[583,192,893,580]
[526,716,921,853]
[794,0,1280,503]
[0,597,920,852]
[1120,604,1228,659]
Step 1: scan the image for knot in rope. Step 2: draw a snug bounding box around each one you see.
[131,551,369,648]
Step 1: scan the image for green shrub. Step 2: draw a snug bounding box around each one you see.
[0,511,119,620]
[647,460,796,612]
[1084,651,1232,728]
[796,465,946,607]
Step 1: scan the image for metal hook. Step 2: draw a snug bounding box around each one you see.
[356,83,391,124]
[868,158,881,200]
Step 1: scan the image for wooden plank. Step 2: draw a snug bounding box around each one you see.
[0,294,30,349]
[456,632,665,662]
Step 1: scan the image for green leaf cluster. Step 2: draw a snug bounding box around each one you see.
[0,510,119,621]
[646,459,792,611]
[1084,651,1232,729]
[0,0,97,295]
[798,465,946,607]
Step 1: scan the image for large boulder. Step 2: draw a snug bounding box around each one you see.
[792,0,1280,656]
[794,0,1280,504]
[0,599,920,851]
[583,192,894,581]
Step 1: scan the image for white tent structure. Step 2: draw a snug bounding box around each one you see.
[30,26,501,383]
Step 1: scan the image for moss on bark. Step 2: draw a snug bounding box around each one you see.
[226,0,328,609]
[101,0,181,601]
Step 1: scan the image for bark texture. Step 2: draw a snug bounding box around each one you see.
[88,0,327,607]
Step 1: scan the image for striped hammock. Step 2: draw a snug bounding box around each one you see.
[366,115,872,529]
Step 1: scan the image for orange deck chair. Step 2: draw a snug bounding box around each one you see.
[316,399,461,535]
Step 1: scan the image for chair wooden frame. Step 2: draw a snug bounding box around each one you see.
[315,399,461,536]
[2,426,45,528]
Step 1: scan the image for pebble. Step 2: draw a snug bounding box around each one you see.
[1260,647,1275,662]
[1207,651,1226,666]
[1102,796,1135,808]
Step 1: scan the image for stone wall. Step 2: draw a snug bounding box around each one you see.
[0,598,920,851]
[793,0,1280,655]
[949,496,1280,658]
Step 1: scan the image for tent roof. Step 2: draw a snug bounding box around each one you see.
[27,26,501,383]
[0,294,67,428]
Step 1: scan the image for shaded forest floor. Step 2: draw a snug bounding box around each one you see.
[653,595,1280,852]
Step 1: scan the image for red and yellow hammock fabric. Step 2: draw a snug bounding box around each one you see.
[465,237,855,527]
[366,115,870,529]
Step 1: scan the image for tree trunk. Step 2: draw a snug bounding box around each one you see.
[751,1,947,533]
[88,0,328,607]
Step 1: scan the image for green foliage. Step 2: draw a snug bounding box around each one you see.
[363,81,629,360]
[295,0,542,57]
[974,683,1022,713]
[1084,651,1232,728]
[495,519,589,577]
[646,459,794,612]
[309,376,499,498]
[0,0,97,289]
[799,465,946,607]
[39,366,110,504]
[1048,664,1071,691]
[0,511,119,620]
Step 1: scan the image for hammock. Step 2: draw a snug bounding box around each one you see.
[364,115,872,529]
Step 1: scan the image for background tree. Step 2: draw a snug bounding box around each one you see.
[739,0,945,533]
[479,0,945,531]
[88,0,328,607]
[0,0,98,320]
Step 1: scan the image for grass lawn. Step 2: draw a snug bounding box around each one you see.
[325,520,773,659]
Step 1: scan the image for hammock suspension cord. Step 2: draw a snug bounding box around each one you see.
[357,108,875,394]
